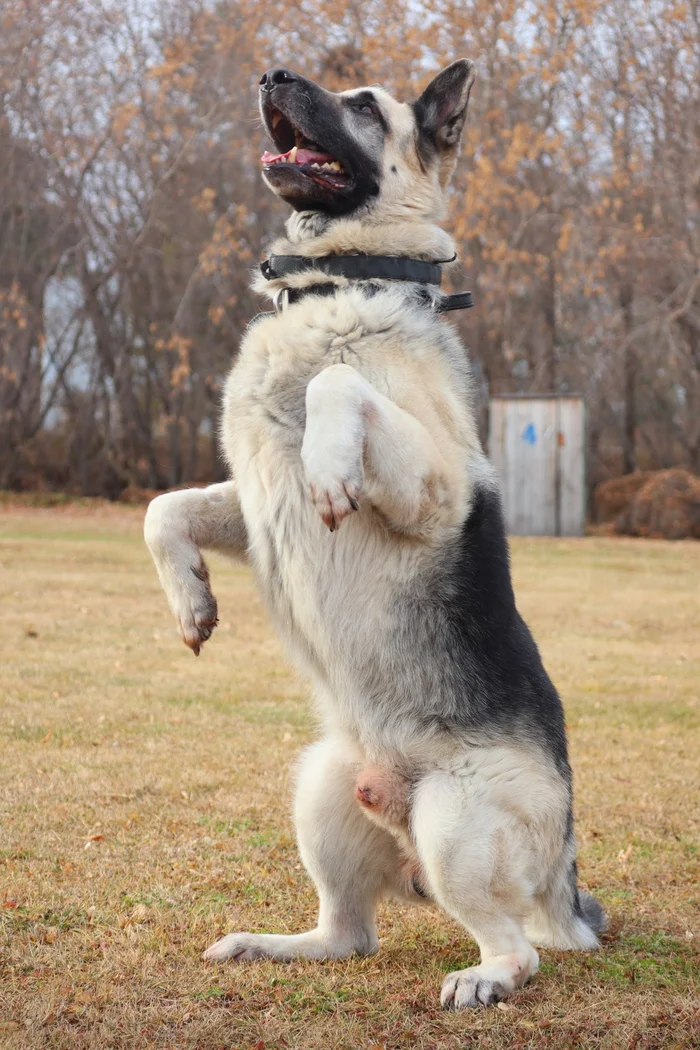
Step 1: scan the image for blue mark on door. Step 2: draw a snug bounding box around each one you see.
[522,422,537,445]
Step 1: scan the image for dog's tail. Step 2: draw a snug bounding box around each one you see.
[576,887,606,937]
[526,855,606,950]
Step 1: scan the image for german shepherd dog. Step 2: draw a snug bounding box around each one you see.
[145,60,604,1009]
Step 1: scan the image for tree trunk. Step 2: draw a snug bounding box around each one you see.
[620,284,636,473]
[543,252,557,392]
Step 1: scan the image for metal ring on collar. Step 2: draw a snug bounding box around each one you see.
[273,288,289,314]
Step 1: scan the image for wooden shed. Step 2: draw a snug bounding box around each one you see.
[488,395,585,536]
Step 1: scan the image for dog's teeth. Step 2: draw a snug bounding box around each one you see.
[328,161,342,172]
[288,146,298,162]
[311,162,321,169]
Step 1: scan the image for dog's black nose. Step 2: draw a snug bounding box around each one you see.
[260,68,298,91]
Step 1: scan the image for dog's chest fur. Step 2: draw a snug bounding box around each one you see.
[221,287,476,756]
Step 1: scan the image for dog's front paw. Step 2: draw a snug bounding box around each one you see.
[307,472,362,532]
[177,560,218,655]
[302,364,366,532]
[145,496,219,655]
[302,436,364,532]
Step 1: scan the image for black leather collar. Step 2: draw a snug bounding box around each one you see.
[260,253,473,315]
[261,253,445,285]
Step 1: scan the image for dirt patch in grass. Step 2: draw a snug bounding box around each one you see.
[1,510,699,1049]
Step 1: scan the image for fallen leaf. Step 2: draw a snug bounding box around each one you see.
[3,900,18,909]
[40,729,53,744]
[44,927,58,944]
[617,844,633,863]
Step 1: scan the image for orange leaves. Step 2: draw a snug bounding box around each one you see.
[664,2,690,21]
[150,36,199,92]
[111,102,139,145]
[154,336,193,392]
[557,219,573,255]
[0,283,31,370]
[150,334,193,391]
[194,187,217,214]
[170,362,191,391]
[199,207,253,278]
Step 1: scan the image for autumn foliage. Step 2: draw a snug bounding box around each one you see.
[0,0,699,498]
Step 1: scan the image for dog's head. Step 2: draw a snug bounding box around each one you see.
[259,61,475,221]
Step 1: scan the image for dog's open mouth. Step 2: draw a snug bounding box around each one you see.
[261,108,350,191]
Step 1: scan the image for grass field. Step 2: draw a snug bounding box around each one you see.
[1,504,699,1050]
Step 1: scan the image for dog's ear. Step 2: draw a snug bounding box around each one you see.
[413,60,475,185]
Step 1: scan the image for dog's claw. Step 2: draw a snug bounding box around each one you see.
[307,479,362,533]
[176,586,218,655]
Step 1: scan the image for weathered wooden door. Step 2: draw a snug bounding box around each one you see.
[488,396,585,536]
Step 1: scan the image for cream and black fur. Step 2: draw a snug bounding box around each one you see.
[144,60,604,1009]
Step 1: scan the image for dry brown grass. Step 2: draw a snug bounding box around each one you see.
[1,505,699,1050]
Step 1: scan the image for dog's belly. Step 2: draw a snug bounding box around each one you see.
[240,441,419,748]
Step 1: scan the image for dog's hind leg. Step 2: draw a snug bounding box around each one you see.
[525,846,604,950]
[204,738,404,963]
[144,482,247,654]
[412,770,541,1009]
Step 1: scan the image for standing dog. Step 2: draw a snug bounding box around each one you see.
[144,60,604,1009]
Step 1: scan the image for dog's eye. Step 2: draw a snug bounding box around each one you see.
[351,102,375,115]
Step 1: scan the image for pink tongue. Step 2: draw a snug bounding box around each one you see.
[295,148,335,165]
[261,147,336,165]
